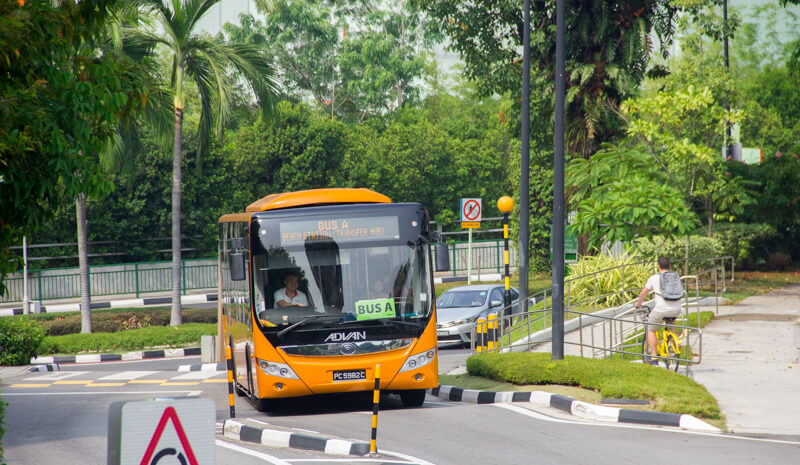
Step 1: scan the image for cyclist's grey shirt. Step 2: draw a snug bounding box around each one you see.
[645,274,682,313]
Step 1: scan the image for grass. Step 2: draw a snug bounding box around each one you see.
[38,322,217,355]
[434,272,551,296]
[463,352,725,429]
[722,269,800,303]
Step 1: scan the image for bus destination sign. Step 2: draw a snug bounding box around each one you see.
[279,216,400,246]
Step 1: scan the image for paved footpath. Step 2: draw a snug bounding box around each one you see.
[692,283,800,437]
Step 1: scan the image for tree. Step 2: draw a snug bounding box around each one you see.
[225,0,435,120]
[417,0,687,157]
[74,4,173,333]
[0,0,143,297]
[131,0,278,325]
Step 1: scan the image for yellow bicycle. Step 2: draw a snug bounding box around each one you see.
[637,305,681,372]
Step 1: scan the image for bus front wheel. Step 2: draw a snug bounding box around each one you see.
[399,389,426,407]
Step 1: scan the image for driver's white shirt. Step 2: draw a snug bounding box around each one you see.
[274,288,308,306]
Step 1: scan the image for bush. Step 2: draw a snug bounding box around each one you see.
[566,252,651,307]
[34,307,217,336]
[633,235,724,275]
[712,223,777,269]
[466,352,721,419]
[0,317,46,365]
[40,323,216,355]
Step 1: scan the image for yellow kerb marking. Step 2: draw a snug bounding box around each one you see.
[53,380,91,385]
[86,382,126,387]
[202,379,228,383]
[9,384,50,388]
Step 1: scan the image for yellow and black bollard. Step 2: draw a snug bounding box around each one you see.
[369,364,381,456]
[226,343,236,418]
[487,313,498,351]
[476,317,487,352]
[497,196,514,309]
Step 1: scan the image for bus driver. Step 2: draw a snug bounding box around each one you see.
[274,272,308,307]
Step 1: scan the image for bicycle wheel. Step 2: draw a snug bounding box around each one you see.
[664,332,680,372]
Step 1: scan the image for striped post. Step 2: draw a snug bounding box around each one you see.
[476,317,486,353]
[487,313,498,350]
[502,212,512,308]
[226,343,236,418]
[369,364,381,456]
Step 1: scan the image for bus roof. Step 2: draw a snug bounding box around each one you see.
[245,188,391,212]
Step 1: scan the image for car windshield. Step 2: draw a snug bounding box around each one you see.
[437,290,488,308]
[251,215,432,332]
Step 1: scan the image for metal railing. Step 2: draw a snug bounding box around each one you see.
[469,256,734,373]
[447,239,517,276]
[1,258,217,303]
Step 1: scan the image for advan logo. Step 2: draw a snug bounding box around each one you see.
[324,331,366,342]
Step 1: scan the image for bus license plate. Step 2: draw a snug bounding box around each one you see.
[333,369,366,382]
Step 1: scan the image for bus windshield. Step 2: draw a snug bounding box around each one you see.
[251,213,432,333]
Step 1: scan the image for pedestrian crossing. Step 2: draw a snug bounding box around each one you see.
[6,369,226,389]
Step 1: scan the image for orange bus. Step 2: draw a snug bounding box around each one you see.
[218,188,445,411]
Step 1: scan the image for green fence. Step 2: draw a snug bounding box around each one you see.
[1,259,217,304]
[447,239,517,276]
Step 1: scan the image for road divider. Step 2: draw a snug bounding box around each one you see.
[222,419,370,456]
[429,385,719,432]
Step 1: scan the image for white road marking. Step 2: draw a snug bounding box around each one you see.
[24,371,90,381]
[216,439,292,465]
[287,460,413,463]
[97,371,160,380]
[381,449,438,465]
[492,403,800,445]
[246,418,272,427]
[1,390,200,396]
[171,370,224,380]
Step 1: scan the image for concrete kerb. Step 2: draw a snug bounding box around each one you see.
[222,419,370,456]
[30,346,201,365]
[430,385,719,433]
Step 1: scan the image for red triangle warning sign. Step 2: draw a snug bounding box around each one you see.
[139,406,200,465]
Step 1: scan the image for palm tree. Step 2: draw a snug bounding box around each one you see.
[74,4,173,333]
[131,0,278,325]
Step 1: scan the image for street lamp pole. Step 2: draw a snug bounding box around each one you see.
[519,0,531,314]
[552,0,566,360]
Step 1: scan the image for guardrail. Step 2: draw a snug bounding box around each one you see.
[468,256,733,373]
[1,258,217,303]
[447,239,518,276]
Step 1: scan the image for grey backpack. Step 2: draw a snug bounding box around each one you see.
[659,271,683,301]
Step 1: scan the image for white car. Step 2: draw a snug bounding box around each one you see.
[435,284,520,345]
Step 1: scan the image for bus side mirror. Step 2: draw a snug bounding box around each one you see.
[434,243,450,272]
[230,252,246,281]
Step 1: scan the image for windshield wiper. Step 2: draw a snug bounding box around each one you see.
[277,314,339,337]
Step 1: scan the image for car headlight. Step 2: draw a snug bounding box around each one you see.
[454,314,480,326]
[256,358,299,379]
[398,348,437,373]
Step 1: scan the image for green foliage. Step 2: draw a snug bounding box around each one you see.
[633,235,724,275]
[226,0,434,119]
[0,0,144,295]
[566,253,652,307]
[0,317,46,366]
[39,323,216,355]
[712,223,777,269]
[34,307,217,336]
[466,352,721,419]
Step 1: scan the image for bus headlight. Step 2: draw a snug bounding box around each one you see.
[256,358,299,379]
[399,348,436,373]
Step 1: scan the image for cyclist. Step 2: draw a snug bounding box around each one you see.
[634,256,682,365]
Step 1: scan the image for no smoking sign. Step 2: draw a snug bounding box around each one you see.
[460,198,481,228]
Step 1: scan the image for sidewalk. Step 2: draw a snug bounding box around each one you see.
[691,283,800,436]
